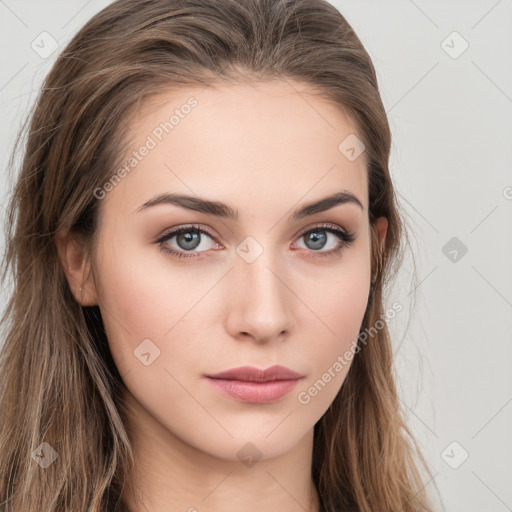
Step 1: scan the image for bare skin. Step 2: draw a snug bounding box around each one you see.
[58,80,387,512]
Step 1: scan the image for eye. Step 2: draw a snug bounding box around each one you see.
[293,223,356,258]
[155,222,356,260]
[155,224,221,260]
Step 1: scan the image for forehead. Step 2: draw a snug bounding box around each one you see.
[100,80,368,221]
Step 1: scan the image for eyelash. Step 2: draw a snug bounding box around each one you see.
[155,223,356,260]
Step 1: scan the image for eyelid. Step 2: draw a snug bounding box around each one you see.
[156,222,353,242]
[293,221,350,239]
[155,223,218,243]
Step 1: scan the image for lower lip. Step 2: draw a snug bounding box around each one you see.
[205,377,301,403]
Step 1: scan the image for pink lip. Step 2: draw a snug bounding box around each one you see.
[205,365,304,404]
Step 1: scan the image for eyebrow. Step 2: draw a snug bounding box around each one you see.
[134,190,364,219]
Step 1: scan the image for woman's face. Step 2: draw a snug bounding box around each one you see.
[82,80,386,461]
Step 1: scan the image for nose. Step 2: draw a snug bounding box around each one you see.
[224,250,295,344]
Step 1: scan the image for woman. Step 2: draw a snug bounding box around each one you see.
[0,0,438,510]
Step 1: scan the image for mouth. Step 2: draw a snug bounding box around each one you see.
[205,377,302,403]
[204,365,304,404]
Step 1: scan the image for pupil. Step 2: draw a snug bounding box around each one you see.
[178,231,200,250]
[307,230,326,250]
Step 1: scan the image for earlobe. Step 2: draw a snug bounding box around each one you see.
[55,229,98,306]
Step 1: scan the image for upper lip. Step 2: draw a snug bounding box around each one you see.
[206,365,303,382]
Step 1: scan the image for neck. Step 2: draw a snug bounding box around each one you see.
[119,389,322,512]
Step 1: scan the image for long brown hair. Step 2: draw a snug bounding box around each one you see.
[0,0,439,510]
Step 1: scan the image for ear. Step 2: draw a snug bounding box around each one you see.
[55,229,98,306]
[374,216,388,253]
[370,217,388,284]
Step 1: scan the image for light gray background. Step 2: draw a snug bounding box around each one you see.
[1,1,511,511]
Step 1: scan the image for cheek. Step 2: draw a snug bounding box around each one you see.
[92,237,170,371]
[94,238,219,375]
[306,253,371,347]
[295,256,370,408]
[324,273,370,341]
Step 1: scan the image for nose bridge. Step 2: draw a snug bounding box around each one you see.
[243,254,283,303]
